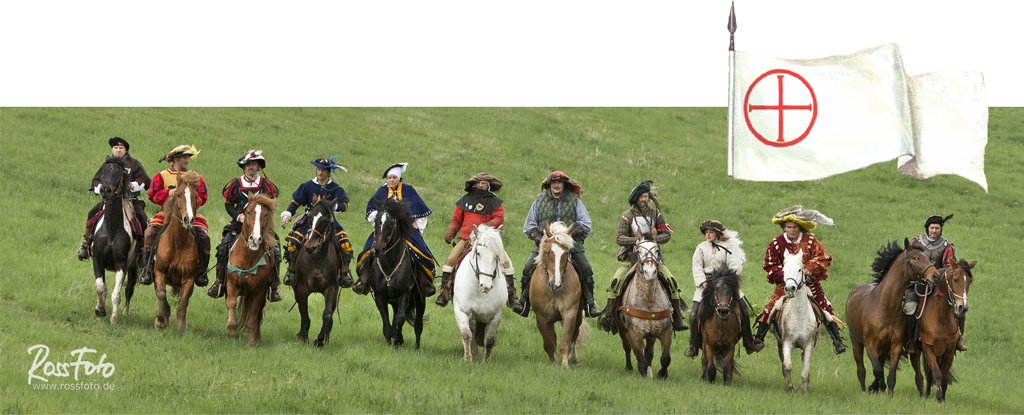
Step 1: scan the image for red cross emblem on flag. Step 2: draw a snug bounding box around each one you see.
[743,69,818,148]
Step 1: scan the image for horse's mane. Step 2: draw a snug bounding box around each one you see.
[377,198,413,240]
[104,156,129,169]
[958,259,974,280]
[472,225,505,257]
[870,240,905,284]
[699,266,742,322]
[535,221,574,266]
[159,171,201,216]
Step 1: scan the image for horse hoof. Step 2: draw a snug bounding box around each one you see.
[95,309,106,318]
[313,339,324,347]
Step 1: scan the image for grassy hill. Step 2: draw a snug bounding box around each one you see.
[1,107,1021,413]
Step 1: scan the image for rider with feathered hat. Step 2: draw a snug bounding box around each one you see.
[752,205,848,355]
[905,214,967,353]
[278,157,354,289]
[207,150,284,302]
[78,137,151,261]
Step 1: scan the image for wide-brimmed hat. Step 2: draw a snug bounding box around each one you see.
[699,219,726,235]
[108,137,129,152]
[541,171,582,195]
[238,150,266,169]
[465,172,503,192]
[771,205,835,230]
[311,156,347,172]
[382,162,408,179]
[159,144,199,163]
[628,180,653,206]
[925,214,953,230]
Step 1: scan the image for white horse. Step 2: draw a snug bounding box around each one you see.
[452,224,509,362]
[771,249,821,392]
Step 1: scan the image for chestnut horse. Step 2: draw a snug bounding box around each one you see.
[89,157,143,324]
[530,221,585,368]
[293,197,345,347]
[153,171,202,331]
[224,193,277,346]
[698,267,743,385]
[845,239,941,395]
[910,259,975,402]
[366,198,426,348]
[617,239,673,379]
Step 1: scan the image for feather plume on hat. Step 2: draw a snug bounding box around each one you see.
[771,205,835,230]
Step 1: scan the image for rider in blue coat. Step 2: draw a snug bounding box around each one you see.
[279,157,353,287]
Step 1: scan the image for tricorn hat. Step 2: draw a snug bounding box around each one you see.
[108,137,129,152]
[628,180,653,206]
[925,214,953,230]
[541,171,582,195]
[771,205,835,230]
[311,156,347,172]
[465,172,503,192]
[159,144,199,163]
[699,219,726,235]
[238,149,266,169]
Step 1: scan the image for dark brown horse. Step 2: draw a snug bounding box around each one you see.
[531,221,586,368]
[89,157,143,324]
[846,239,942,395]
[224,193,277,346]
[293,197,344,347]
[366,198,426,348]
[153,171,202,331]
[698,267,743,385]
[910,259,975,402]
[617,240,673,379]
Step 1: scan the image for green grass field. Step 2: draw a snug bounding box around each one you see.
[1,107,1022,414]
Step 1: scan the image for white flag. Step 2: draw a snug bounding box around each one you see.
[728,44,988,191]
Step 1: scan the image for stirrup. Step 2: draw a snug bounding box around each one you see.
[955,338,968,352]
[283,270,296,287]
[751,338,765,353]
[206,282,223,298]
[512,301,530,317]
[683,346,698,359]
[268,286,283,302]
[434,288,452,307]
[77,244,91,261]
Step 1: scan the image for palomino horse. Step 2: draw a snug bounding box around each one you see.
[617,240,673,379]
[770,249,821,392]
[530,221,585,368]
[698,267,743,385]
[846,239,941,395]
[90,156,143,323]
[452,224,508,362]
[293,197,345,347]
[223,193,277,346]
[366,198,426,348]
[910,259,975,402]
[153,171,202,332]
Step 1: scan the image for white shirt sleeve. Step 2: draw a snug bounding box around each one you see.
[366,210,378,224]
[280,211,293,221]
[93,184,102,194]
[415,217,428,233]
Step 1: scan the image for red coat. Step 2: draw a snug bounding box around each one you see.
[762,233,832,285]
[149,169,209,208]
[448,204,505,240]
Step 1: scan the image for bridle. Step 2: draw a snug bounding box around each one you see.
[169,184,196,228]
[905,250,938,287]
[305,203,337,255]
[101,163,130,201]
[469,243,501,283]
[939,268,969,309]
[373,212,406,287]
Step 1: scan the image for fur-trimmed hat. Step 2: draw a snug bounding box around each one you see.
[465,172,503,192]
[311,156,347,172]
[628,180,653,206]
[159,144,199,163]
[541,171,582,195]
[772,205,835,230]
[108,137,129,152]
[699,219,726,235]
[925,214,953,230]
[238,150,266,169]
[382,163,408,179]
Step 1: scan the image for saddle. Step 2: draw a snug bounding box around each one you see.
[769,293,828,332]
[87,203,145,237]
[609,258,673,329]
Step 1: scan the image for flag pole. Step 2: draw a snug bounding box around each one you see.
[727,1,737,177]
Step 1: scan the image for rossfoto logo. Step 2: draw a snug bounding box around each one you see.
[27,344,116,390]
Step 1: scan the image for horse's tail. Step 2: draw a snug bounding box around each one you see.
[474,322,486,347]
[169,285,181,298]
[555,320,592,344]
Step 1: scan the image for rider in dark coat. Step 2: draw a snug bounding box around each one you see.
[78,137,150,261]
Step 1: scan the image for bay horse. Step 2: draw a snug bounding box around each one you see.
[366,198,426,348]
[845,238,941,395]
[293,197,344,347]
[698,267,743,385]
[770,249,821,392]
[910,259,975,402]
[530,221,586,368]
[223,193,277,346]
[617,239,673,379]
[153,171,202,332]
[452,224,508,362]
[90,156,143,324]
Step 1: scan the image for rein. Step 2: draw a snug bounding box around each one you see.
[376,247,407,287]
[469,245,501,283]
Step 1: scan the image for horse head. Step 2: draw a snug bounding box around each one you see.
[636,240,661,282]
[243,192,277,252]
[470,224,504,294]
[98,156,130,200]
[783,249,806,298]
[372,198,413,253]
[944,259,976,318]
[304,197,337,255]
[166,171,201,228]
[902,238,942,288]
[538,221,574,293]
[703,266,740,321]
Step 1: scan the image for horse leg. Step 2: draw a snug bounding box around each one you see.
[910,349,924,397]
[93,260,107,318]
[537,319,558,364]
[482,315,500,363]
[885,344,902,396]
[560,312,580,368]
[316,285,338,347]
[865,348,884,393]
[702,348,717,384]
[110,269,126,324]
[852,340,867,392]
[454,309,474,362]
[374,295,393,346]
[154,272,170,330]
[568,310,583,365]
[413,294,426,350]
[226,284,240,338]
[125,260,137,316]
[177,279,195,332]
[800,347,812,392]
[925,349,941,401]
[247,287,267,346]
[643,338,657,379]
[627,332,649,378]
[723,348,736,386]
[939,352,954,403]
[782,342,795,391]
[392,296,410,348]
[295,288,311,343]
[656,333,672,379]
[619,333,633,372]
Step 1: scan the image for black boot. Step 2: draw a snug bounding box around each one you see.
[434,271,453,307]
[581,274,602,318]
[283,249,297,287]
[418,269,437,297]
[78,228,93,261]
[904,314,919,353]
[739,297,756,355]
[512,275,531,317]
[267,243,283,302]
[955,315,968,352]
[752,321,770,353]
[825,320,847,355]
[338,251,354,288]
[352,255,372,295]
[138,250,154,285]
[195,251,210,287]
[505,273,519,308]
[671,298,689,331]
[684,302,702,359]
[598,297,618,333]
[206,270,225,299]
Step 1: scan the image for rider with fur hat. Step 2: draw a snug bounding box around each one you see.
[278,157,354,289]
[139,145,211,287]
[905,214,967,352]
[683,220,755,358]
[598,181,688,333]
[207,150,284,302]
[78,137,150,261]
[513,171,602,318]
[751,205,848,355]
[435,173,519,308]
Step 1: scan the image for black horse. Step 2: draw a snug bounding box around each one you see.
[292,197,345,347]
[90,156,145,323]
[366,198,426,348]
